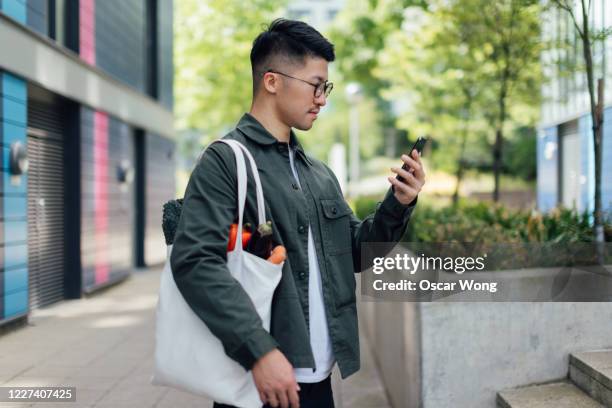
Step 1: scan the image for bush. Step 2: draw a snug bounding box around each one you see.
[352,195,611,269]
[351,195,603,244]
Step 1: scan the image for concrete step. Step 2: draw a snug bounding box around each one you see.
[570,349,612,407]
[497,381,604,408]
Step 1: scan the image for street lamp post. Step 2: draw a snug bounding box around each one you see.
[345,82,362,196]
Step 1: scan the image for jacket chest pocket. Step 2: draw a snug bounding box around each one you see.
[320,198,356,312]
[320,198,353,255]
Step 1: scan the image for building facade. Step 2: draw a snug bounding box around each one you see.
[538,1,611,218]
[0,0,175,326]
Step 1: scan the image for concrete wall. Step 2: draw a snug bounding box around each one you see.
[358,279,422,408]
[363,300,612,408]
[420,302,612,408]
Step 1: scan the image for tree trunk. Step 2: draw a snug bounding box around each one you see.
[594,79,605,260]
[579,1,605,260]
[493,33,511,203]
[453,149,466,205]
[453,94,473,205]
[493,90,507,202]
[493,129,503,202]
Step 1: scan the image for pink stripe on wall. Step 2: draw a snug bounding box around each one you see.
[79,0,96,65]
[94,111,109,285]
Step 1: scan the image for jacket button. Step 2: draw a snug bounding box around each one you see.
[331,207,338,215]
[298,225,305,234]
[298,271,306,279]
[292,183,299,190]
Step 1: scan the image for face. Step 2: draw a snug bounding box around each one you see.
[264,56,329,131]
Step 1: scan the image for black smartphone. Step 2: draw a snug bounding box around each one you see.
[396,136,427,183]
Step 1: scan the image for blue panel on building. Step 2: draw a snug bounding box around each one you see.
[537,126,558,212]
[2,174,27,195]
[1,146,9,171]
[2,73,27,101]
[4,267,27,294]
[4,243,27,270]
[1,0,27,24]
[4,290,28,317]
[1,122,27,147]
[4,220,27,243]
[3,196,26,219]
[2,98,27,127]
[1,72,28,321]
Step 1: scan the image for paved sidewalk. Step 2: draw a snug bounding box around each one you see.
[0,267,391,408]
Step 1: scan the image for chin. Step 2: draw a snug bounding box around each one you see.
[294,121,314,131]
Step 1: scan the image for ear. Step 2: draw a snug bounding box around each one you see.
[262,72,280,95]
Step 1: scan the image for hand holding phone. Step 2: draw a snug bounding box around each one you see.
[396,136,427,183]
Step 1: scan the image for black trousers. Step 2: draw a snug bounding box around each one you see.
[212,375,334,408]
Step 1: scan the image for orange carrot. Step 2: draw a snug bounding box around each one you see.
[267,245,287,264]
[242,230,252,249]
[227,224,238,251]
[227,223,252,251]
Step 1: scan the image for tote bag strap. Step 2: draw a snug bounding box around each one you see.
[208,139,267,252]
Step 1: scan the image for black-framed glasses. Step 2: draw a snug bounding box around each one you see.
[266,69,334,98]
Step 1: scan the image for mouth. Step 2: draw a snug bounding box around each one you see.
[308,110,319,119]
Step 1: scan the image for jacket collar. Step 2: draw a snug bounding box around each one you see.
[236,112,313,166]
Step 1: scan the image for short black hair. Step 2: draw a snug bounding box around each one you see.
[250,18,335,95]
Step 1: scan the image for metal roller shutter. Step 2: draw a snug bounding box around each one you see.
[145,132,175,266]
[27,98,66,309]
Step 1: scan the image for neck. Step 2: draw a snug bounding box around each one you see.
[249,103,291,143]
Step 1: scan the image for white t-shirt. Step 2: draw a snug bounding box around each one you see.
[288,146,335,383]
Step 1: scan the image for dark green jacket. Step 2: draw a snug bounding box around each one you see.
[170,112,417,379]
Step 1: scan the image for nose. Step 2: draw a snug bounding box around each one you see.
[314,92,327,107]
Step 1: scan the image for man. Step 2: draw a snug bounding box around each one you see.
[170,18,425,408]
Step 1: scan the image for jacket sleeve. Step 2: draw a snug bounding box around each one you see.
[323,164,417,272]
[170,143,278,371]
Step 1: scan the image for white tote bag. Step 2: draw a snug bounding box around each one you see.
[151,139,284,408]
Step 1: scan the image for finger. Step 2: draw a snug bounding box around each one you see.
[288,385,300,408]
[411,148,422,161]
[278,389,290,408]
[390,168,421,189]
[388,179,418,201]
[267,392,279,408]
[401,154,421,172]
[413,153,425,177]
[402,154,424,178]
[258,390,268,404]
[388,176,418,197]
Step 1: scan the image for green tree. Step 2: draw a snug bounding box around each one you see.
[174,0,285,140]
[376,1,541,202]
[450,0,542,202]
[326,0,428,156]
[377,5,489,205]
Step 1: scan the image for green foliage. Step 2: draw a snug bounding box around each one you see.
[321,0,429,161]
[175,0,286,139]
[503,126,537,180]
[327,0,427,100]
[375,0,542,182]
[352,196,600,243]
